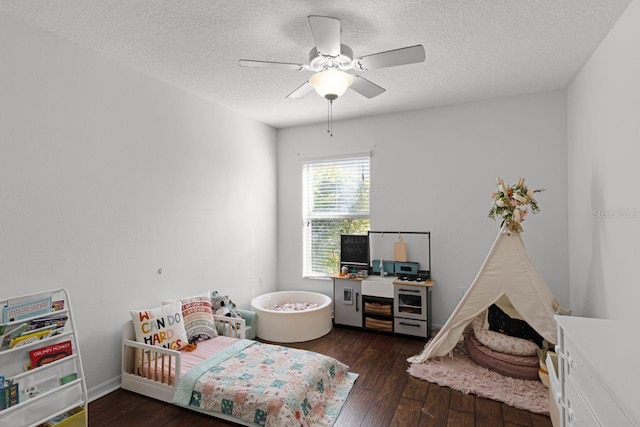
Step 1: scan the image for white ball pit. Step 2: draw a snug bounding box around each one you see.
[251,291,332,343]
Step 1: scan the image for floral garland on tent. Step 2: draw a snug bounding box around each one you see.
[489,177,544,232]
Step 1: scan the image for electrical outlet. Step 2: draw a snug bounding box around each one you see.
[258,276,265,287]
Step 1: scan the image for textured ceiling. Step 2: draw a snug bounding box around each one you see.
[0,0,631,128]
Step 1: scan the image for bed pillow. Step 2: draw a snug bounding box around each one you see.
[163,294,217,343]
[130,301,188,350]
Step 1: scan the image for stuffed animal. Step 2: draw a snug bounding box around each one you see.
[182,342,198,352]
[211,291,240,318]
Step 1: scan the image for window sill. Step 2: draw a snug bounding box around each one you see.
[303,275,332,281]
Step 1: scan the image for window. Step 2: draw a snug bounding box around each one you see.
[302,154,370,277]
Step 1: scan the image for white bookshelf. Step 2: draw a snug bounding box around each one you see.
[0,288,87,426]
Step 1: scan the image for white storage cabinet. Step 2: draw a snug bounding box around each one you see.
[552,316,639,427]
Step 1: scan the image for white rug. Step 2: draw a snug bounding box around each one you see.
[408,341,549,414]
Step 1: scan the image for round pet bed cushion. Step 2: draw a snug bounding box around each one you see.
[472,314,539,357]
[465,331,540,380]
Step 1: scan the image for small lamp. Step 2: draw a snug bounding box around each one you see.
[309,69,354,136]
[309,69,354,100]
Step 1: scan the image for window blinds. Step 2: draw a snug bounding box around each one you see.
[302,154,370,277]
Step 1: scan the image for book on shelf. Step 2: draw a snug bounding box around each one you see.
[0,383,19,410]
[25,324,58,336]
[1,296,52,323]
[9,328,56,349]
[29,316,67,332]
[51,300,65,311]
[1,323,29,348]
[29,340,72,368]
[59,372,77,385]
[1,316,68,350]
[40,406,84,426]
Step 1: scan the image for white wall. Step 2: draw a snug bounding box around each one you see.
[0,14,278,398]
[567,0,640,319]
[278,91,569,327]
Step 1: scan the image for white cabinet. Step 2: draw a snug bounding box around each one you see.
[555,316,639,427]
[393,280,433,338]
[0,289,87,426]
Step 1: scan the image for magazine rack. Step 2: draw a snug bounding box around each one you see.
[0,288,88,426]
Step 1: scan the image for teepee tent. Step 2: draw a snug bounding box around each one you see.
[408,224,563,363]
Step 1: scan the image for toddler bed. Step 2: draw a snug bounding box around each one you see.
[121,294,357,427]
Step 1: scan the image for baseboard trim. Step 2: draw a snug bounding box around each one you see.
[88,375,121,403]
[431,322,443,331]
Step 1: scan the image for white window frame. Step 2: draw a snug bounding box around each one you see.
[302,153,371,278]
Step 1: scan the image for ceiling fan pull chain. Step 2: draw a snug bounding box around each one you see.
[330,99,333,137]
[327,99,333,137]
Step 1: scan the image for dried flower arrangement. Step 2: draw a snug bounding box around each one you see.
[489,177,544,232]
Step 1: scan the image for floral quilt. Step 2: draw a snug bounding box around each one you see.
[173,339,358,426]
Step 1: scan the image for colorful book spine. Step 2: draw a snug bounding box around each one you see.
[0,383,19,410]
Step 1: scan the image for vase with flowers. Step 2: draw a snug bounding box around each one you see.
[489,177,544,232]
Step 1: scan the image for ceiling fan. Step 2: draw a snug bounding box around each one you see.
[238,15,426,101]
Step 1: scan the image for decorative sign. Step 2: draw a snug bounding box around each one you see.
[340,234,369,265]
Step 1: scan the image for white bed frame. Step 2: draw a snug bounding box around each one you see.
[121,315,251,425]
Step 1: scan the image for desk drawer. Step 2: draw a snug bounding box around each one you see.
[563,335,634,427]
[565,377,598,427]
[364,301,392,316]
[394,318,427,337]
[364,316,393,332]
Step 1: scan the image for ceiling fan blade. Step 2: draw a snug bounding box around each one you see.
[238,59,308,71]
[354,45,426,71]
[308,15,341,57]
[286,82,315,99]
[350,75,386,98]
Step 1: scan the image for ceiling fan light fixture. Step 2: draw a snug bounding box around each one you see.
[309,69,354,100]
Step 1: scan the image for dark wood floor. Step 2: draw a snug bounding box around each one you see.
[89,326,552,426]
